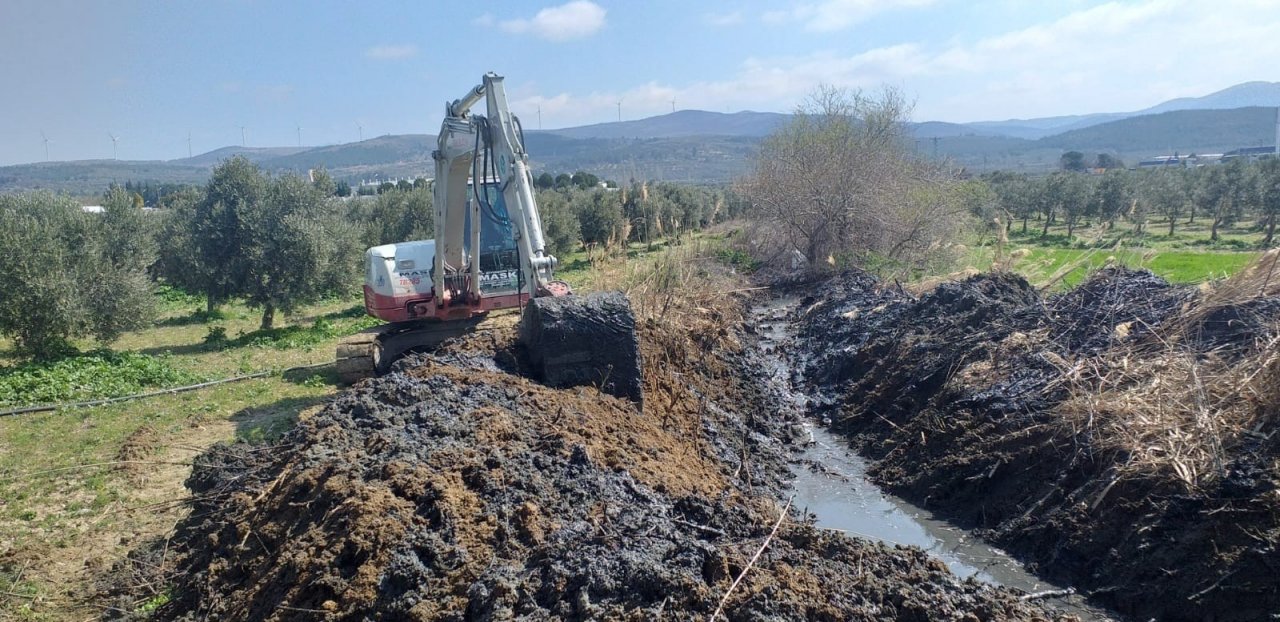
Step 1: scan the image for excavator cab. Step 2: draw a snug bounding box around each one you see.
[466,180,521,296]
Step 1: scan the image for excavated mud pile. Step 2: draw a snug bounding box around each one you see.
[795,267,1280,621]
[153,321,1063,621]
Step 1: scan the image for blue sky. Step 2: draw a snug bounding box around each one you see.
[2,0,1279,165]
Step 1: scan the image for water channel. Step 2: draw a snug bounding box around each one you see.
[752,297,1114,620]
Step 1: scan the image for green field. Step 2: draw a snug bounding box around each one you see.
[965,219,1262,288]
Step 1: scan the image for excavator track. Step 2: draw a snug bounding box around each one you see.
[336,318,485,386]
[335,326,387,386]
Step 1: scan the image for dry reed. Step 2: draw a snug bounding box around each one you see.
[1056,250,1280,491]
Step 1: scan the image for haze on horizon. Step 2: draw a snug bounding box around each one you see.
[2,0,1278,166]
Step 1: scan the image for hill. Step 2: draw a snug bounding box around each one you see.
[970,81,1280,139]
[6,84,1280,195]
[542,110,788,140]
[0,160,208,195]
[1038,106,1278,156]
[264,135,435,172]
[170,146,309,168]
[1142,81,1280,114]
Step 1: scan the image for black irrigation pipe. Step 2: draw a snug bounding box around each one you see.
[0,361,335,418]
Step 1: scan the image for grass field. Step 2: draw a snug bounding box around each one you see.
[0,294,378,619]
[965,218,1263,288]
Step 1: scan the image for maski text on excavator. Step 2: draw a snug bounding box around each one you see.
[480,270,518,284]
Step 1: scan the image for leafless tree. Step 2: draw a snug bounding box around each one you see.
[741,85,966,272]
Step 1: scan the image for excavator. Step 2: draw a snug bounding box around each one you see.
[336,73,640,401]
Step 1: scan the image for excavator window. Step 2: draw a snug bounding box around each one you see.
[465,181,520,293]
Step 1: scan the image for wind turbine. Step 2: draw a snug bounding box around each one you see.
[616,99,623,123]
[296,123,302,148]
[670,98,676,113]
[357,122,364,142]
[40,131,51,161]
[108,133,119,160]
[239,125,247,147]
[537,104,542,130]
[187,131,193,158]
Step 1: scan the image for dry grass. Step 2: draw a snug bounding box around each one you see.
[591,235,750,337]
[1056,250,1280,491]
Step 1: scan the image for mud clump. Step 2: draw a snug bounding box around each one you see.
[795,266,1280,621]
[151,320,1064,621]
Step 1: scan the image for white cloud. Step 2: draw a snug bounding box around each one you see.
[514,0,1280,126]
[765,0,936,31]
[365,44,418,60]
[497,1,606,42]
[705,10,744,27]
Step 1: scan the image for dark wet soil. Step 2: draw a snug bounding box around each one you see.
[790,267,1280,621]
[146,317,1070,621]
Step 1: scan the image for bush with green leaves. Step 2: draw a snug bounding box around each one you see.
[0,189,157,358]
[347,185,434,248]
[535,189,581,257]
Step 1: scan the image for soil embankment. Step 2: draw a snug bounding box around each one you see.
[792,266,1280,621]
[142,306,1070,620]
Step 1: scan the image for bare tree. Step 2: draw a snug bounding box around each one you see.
[741,85,965,271]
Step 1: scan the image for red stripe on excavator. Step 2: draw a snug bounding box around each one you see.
[364,285,530,323]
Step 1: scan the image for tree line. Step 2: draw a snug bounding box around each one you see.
[979,158,1280,245]
[0,156,729,360]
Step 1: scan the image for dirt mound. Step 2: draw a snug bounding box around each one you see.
[1044,267,1188,353]
[794,267,1280,621]
[150,320,1063,621]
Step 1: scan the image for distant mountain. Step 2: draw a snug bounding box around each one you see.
[264,135,434,172]
[1142,81,1280,115]
[541,110,788,140]
[170,146,309,168]
[1038,106,1278,155]
[0,159,207,195]
[7,81,1280,195]
[968,81,1280,139]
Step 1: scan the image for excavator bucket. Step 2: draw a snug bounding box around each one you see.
[518,291,643,407]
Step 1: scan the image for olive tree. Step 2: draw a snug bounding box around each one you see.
[1257,157,1280,246]
[0,190,156,357]
[242,174,361,328]
[160,157,360,329]
[1197,159,1255,242]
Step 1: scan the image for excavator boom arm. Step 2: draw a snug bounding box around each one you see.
[432,72,557,308]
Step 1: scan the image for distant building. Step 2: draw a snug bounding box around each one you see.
[1222,146,1277,163]
[1136,153,1225,168]
[81,205,104,213]
[1136,156,1182,168]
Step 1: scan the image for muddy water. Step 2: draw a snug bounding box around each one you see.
[752,297,1112,619]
